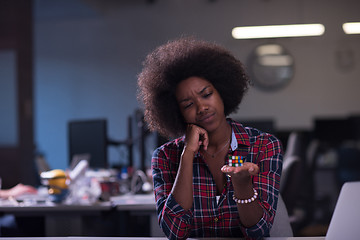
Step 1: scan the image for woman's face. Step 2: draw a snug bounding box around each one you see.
[175,76,226,133]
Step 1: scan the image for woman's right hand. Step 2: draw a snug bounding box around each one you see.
[183,124,209,154]
[173,124,207,210]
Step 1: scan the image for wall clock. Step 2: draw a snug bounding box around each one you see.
[247,43,294,91]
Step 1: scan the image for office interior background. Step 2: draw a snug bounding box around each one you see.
[1,0,360,237]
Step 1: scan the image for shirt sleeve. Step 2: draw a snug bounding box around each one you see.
[241,134,283,238]
[152,147,194,240]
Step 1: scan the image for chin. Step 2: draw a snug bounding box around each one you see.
[201,122,218,133]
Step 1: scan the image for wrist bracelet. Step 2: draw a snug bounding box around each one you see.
[233,188,258,204]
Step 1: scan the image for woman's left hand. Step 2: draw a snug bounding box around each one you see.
[221,162,259,183]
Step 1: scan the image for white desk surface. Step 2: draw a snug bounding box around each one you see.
[110,193,156,210]
[0,193,154,212]
[0,237,326,240]
[0,202,112,212]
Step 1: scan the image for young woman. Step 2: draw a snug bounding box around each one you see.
[137,37,283,239]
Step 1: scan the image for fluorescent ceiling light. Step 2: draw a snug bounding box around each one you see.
[232,24,325,39]
[343,22,360,34]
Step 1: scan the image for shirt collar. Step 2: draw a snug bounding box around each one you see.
[228,118,251,150]
[230,129,238,151]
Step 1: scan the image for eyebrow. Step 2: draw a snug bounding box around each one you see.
[199,85,211,94]
[178,85,211,104]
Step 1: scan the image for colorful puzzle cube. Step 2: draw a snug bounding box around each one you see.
[228,155,245,167]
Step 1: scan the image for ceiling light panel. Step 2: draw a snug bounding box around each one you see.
[232,24,325,39]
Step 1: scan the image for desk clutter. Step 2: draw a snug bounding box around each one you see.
[0,159,154,207]
[0,160,157,237]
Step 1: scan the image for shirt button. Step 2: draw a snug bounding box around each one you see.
[214,217,219,222]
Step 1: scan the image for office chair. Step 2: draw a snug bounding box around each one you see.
[280,132,304,215]
[281,132,302,191]
[270,194,294,237]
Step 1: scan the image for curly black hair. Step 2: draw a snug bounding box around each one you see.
[137,37,250,139]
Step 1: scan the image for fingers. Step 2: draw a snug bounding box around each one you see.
[184,124,209,153]
[221,162,259,176]
[245,162,260,175]
[200,131,209,151]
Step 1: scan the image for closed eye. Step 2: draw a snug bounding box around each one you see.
[184,102,193,109]
[203,92,213,98]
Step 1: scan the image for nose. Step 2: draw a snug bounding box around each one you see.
[196,99,208,114]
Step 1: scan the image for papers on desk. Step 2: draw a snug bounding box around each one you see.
[0,194,55,207]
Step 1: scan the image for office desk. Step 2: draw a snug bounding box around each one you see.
[0,200,113,236]
[0,194,160,237]
[110,193,163,237]
[1,194,324,239]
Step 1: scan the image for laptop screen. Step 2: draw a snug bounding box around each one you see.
[326,181,360,240]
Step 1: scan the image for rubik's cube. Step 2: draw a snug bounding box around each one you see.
[228,156,245,167]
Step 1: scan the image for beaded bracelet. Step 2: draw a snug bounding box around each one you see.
[233,188,258,204]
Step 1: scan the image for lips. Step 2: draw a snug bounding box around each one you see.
[197,112,215,124]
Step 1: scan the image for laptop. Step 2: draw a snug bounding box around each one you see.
[326,181,360,240]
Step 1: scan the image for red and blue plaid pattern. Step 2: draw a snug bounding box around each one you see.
[152,119,283,239]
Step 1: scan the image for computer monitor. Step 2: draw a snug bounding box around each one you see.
[348,115,360,140]
[68,119,108,169]
[314,117,353,144]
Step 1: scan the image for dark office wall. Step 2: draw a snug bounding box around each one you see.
[33,0,360,170]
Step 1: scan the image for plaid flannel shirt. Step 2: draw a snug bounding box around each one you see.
[152,119,283,239]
